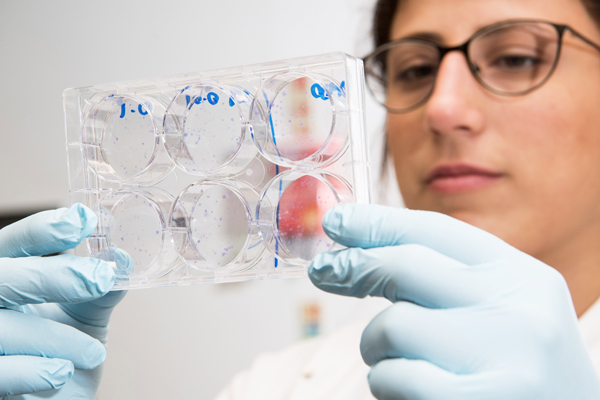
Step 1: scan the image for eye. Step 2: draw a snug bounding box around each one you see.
[492,55,541,69]
[395,64,436,83]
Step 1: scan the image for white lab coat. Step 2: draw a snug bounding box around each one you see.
[215,297,600,400]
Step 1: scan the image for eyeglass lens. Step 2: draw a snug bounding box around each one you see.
[365,22,561,112]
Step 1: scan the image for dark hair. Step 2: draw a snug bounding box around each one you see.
[372,0,400,179]
[372,0,399,48]
[372,0,600,48]
[583,0,600,28]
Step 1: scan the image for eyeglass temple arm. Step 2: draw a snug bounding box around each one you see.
[566,26,600,53]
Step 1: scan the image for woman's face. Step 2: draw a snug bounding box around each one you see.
[388,0,600,260]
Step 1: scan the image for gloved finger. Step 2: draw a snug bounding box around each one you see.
[0,254,114,307]
[309,244,495,307]
[321,204,514,265]
[93,247,135,278]
[367,358,467,400]
[60,290,127,328]
[0,310,106,370]
[0,204,96,258]
[360,302,477,370]
[58,248,131,327]
[0,356,74,396]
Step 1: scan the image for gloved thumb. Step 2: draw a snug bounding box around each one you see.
[321,204,513,265]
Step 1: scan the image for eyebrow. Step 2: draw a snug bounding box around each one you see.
[398,31,445,43]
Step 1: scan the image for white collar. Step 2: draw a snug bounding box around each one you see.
[579,295,600,350]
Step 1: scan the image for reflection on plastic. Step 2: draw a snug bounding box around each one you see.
[258,170,354,265]
[249,72,349,168]
[269,76,333,161]
[277,175,338,259]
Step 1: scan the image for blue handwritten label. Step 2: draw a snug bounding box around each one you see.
[185,95,204,107]
[184,92,221,107]
[310,81,346,101]
[119,103,149,118]
[207,92,219,105]
[311,83,329,100]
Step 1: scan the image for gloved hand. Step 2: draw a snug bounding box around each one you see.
[309,204,600,400]
[0,204,127,400]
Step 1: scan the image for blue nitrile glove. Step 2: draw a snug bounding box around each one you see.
[0,204,127,400]
[308,204,600,400]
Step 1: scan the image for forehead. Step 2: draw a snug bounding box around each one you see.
[391,0,598,44]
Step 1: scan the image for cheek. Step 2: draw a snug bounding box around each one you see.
[386,114,430,201]
[511,71,600,207]
[475,69,600,254]
[499,93,600,254]
[514,98,600,217]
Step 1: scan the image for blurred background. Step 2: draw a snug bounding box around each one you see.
[0,1,401,398]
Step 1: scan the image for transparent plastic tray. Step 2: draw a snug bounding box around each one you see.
[64,52,371,290]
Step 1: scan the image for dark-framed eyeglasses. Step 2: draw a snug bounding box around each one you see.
[363,19,600,113]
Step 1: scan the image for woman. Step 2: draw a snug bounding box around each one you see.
[218,0,600,398]
[2,0,600,399]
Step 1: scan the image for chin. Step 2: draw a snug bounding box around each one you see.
[407,194,519,242]
[443,208,535,254]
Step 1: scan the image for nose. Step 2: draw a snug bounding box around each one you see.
[425,51,486,139]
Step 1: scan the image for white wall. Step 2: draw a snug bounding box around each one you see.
[0,1,398,398]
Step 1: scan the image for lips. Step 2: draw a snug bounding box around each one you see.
[425,164,504,193]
